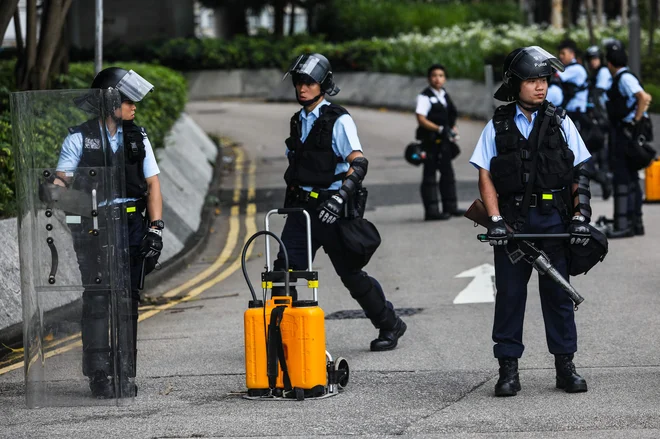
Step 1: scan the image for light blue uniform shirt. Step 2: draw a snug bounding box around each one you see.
[557,61,589,113]
[611,67,646,122]
[287,99,363,192]
[57,122,160,204]
[469,104,591,172]
[594,66,612,91]
[546,84,564,107]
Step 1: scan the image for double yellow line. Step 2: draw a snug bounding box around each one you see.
[0,147,258,376]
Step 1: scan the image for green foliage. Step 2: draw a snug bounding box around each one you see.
[0,60,187,218]
[316,0,522,41]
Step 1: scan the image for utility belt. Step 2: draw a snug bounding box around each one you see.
[500,190,569,219]
[284,185,368,220]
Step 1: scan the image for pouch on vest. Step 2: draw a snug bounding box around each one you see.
[336,218,381,269]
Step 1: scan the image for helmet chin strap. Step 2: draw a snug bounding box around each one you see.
[296,89,324,107]
[517,98,542,113]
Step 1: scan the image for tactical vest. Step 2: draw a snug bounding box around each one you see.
[68,119,148,200]
[415,87,457,142]
[489,102,574,198]
[607,70,640,123]
[560,62,589,109]
[284,103,348,188]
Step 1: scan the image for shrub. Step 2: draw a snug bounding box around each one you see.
[0,61,187,218]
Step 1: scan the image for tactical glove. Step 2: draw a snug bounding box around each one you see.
[569,215,591,246]
[141,228,163,259]
[487,218,510,246]
[318,194,344,224]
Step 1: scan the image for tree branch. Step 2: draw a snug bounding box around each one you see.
[0,0,20,45]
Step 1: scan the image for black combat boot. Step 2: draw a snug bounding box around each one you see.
[422,183,450,221]
[370,318,407,351]
[442,200,467,217]
[634,216,645,236]
[555,354,588,393]
[607,185,634,238]
[89,370,115,399]
[425,204,451,221]
[494,358,521,397]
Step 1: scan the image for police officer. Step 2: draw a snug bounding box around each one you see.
[469,47,591,396]
[557,40,589,127]
[580,44,614,200]
[546,73,564,107]
[54,67,164,397]
[604,42,653,238]
[415,64,464,220]
[275,53,406,351]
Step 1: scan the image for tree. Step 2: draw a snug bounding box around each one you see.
[199,0,268,38]
[12,0,74,91]
[0,0,20,44]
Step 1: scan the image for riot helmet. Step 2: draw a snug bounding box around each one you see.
[494,46,565,102]
[91,67,154,102]
[603,38,627,67]
[283,53,340,106]
[584,45,601,60]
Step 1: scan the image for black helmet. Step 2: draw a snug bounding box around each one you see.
[494,46,565,102]
[584,45,601,60]
[91,67,154,102]
[603,38,627,67]
[404,142,425,166]
[602,38,624,53]
[283,53,340,96]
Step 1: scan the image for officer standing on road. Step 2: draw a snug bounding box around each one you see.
[275,53,407,351]
[604,42,653,238]
[469,47,592,397]
[55,67,164,397]
[557,40,589,128]
[415,64,465,220]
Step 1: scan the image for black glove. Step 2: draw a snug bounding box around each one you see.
[568,215,590,246]
[141,228,163,258]
[487,217,510,246]
[317,194,344,224]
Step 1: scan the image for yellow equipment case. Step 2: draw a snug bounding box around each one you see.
[645,158,660,203]
[241,208,349,400]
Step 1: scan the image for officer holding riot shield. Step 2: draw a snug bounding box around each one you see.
[54,67,163,398]
[469,47,592,397]
[274,53,406,351]
[415,64,464,220]
[604,42,653,238]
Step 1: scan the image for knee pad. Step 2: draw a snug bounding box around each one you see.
[81,291,111,376]
[340,272,372,298]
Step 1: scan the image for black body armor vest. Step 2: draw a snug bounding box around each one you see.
[68,119,148,200]
[284,103,348,188]
[489,102,574,198]
[607,70,640,123]
[415,87,457,142]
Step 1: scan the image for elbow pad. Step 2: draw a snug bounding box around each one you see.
[338,156,368,199]
[572,170,592,222]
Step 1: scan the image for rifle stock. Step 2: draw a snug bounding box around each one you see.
[464,199,490,228]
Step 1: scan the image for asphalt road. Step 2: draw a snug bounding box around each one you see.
[1,100,660,438]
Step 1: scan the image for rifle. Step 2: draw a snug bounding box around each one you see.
[464,199,584,309]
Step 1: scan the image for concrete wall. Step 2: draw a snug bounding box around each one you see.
[186,69,496,120]
[0,113,217,336]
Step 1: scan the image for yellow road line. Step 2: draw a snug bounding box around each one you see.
[161,148,245,298]
[0,149,258,376]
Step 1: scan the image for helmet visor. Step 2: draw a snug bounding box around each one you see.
[510,46,565,80]
[282,54,328,85]
[115,70,154,102]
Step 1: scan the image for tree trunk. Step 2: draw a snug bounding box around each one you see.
[305,0,316,34]
[586,0,595,44]
[649,0,658,55]
[13,7,23,54]
[35,0,73,89]
[552,0,563,28]
[17,0,38,90]
[288,1,296,35]
[596,0,604,25]
[0,0,20,44]
[213,5,247,39]
[622,0,629,26]
[273,0,285,37]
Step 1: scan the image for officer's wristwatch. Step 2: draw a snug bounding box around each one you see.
[572,214,586,222]
[150,219,165,230]
[491,215,503,223]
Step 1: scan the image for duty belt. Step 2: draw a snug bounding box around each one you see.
[511,191,565,209]
[286,186,338,205]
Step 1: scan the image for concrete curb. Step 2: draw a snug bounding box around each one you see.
[0,113,219,339]
[186,69,494,120]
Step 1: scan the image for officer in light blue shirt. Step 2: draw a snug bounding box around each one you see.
[603,43,653,238]
[557,40,589,114]
[545,74,564,108]
[469,46,592,398]
[275,53,407,353]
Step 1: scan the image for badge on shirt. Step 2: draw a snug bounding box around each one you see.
[84,137,101,150]
[429,97,439,104]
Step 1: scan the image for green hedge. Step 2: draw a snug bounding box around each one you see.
[0,62,187,218]
[316,0,522,41]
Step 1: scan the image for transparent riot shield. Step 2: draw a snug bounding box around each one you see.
[10,89,135,407]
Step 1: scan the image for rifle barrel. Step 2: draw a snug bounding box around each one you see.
[478,233,571,242]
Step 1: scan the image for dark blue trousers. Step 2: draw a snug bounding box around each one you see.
[273,204,397,330]
[492,207,577,358]
[610,125,643,219]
